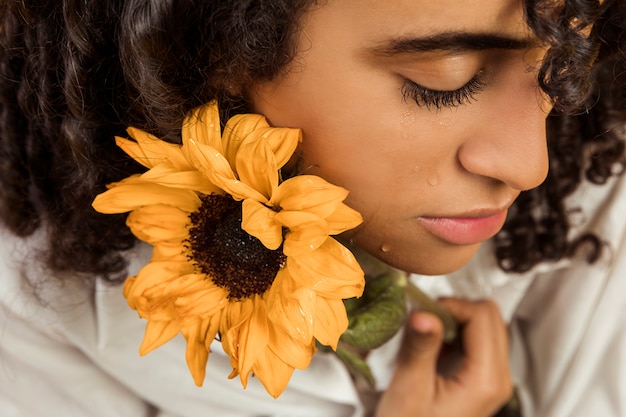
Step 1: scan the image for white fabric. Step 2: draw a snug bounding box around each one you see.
[2,171,626,416]
[0,234,361,417]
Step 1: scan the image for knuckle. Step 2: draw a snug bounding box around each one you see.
[472,299,503,320]
[478,375,514,405]
[474,298,498,312]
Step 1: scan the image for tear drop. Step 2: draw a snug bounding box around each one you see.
[427,176,439,186]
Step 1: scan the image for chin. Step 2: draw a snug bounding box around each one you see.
[342,228,484,276]
[370,242,482,276]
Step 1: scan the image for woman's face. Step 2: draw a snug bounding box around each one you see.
[250,0,551,275]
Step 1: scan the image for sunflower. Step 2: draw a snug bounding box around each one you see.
[92,101,365,397]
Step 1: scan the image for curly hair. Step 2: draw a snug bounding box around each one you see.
[495,0,626,271]
[0,0,624,282]
[0,0,311,282]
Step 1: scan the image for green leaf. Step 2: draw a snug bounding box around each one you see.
[341,271,407,351]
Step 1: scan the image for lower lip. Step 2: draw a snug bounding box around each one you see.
[417,211,507,246]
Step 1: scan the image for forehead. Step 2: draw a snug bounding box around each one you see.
[304,0,530,41]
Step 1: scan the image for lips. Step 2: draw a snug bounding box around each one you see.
[417,210,508,246]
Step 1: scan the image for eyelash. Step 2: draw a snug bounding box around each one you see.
[400,72,487,109]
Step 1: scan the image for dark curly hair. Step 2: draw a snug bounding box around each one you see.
[495,0,626,271]
[0,0,624,283]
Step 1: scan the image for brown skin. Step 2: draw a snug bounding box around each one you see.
[250,0,538,415]
[251,0,550,276]
[376,300,513,417]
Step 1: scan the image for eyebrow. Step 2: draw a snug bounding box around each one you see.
[369,32,535,56]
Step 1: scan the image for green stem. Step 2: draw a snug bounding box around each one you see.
[402,278,459,344]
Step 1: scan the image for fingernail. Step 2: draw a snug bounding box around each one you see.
[410,312,436,334]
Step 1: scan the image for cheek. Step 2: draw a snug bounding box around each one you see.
[299,108,456,203]
[297,115,407,214]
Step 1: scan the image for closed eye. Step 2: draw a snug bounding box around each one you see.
[400,72,487,109]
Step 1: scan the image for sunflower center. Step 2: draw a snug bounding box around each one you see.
[187,194,285,300]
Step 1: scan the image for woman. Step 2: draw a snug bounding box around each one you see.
[0,0,623,416]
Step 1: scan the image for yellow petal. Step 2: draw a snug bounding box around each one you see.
[266,269,315,344]
[138,308,179,323]
[325,204,363,235]
[174,285,229,318]
[181,319,213,386]
[252,349,295,398]
[150,242,189,262]
[222,114,300,172]
[182,102,222,150]
[126,204,189,244]
[313,297,349,350]
[241,199,282,250]
[220,299,254,362]
[92,176,201,214]
[186,344,209,387]
[141,164,222,195]
[139,320,181,355]
[183,139,267,202]
[271,175,351,219]
[182,139,234,181]
[159,272,210,295]
[124,261,191,309]
[123,276,136,301]
[235,132,278,200]
[268,322,315,370]
[204,313,222,351]
[275,211,329,257]
[238,295,269,388]
[260,126,302,169]
[119,129,190,170]
[286,238,365,299]
[222,113,269,165]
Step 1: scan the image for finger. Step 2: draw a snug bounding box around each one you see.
[437,298,509,366]
[376,311,445,416]
[437,298,513,409]
[396,310,445,382]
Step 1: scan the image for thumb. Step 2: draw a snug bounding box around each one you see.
[396,310,445,379]
[375,311,446,417]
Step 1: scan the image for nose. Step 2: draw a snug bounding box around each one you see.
[457,86,550,191]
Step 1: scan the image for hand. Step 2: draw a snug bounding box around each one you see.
[374,298,513,417]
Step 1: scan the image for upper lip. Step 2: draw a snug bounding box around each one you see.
[418,196,518,219]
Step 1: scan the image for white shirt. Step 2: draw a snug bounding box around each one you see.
[0,234,362,417]
[1,172,626,416]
